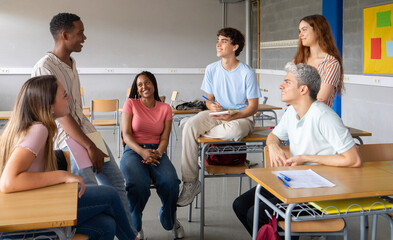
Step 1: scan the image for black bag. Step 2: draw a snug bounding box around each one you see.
[205,143,247,165]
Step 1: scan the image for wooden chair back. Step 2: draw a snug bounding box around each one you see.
[171,91,178,102]
[263,145,290,168]
[126,88,131,98]
[91,99,119,113]
[358,143,393,162]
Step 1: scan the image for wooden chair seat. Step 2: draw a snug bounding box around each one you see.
[278,218,345,232]
[73,233,90,240]
[91,119,117,126]
[205,161,249,175]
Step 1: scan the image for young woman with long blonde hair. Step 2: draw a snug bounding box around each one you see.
[0,75,137,240]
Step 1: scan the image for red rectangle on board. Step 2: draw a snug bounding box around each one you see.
[371,38,381,59]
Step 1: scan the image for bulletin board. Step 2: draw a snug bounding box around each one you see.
[364,2,393,74]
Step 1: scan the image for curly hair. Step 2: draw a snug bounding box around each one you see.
[50,13,80,39]
[217,27,245,57]
[129,71,161,102]
[293,14,343,95]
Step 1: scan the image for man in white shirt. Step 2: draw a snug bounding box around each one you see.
[32,13,137,237]
[233,62,361,235]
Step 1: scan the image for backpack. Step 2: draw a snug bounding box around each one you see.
[204,143,247,166]
[256,215,282,240]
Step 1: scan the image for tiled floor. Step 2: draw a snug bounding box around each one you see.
[99,124,392,240]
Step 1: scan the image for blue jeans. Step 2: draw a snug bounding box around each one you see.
[77,185,136,240]
[62,140,137,235]
[120,144,180,231]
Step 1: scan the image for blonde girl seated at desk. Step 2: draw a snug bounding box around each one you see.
[0,75,138,240]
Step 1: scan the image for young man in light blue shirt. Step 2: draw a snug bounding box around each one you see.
[177,27,261,207]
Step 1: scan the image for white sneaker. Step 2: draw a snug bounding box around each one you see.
[177,180,201,207]
[172,219,185,239]
[137,229,144,240]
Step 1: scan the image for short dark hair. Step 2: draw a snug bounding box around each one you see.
[285,62,321,101]
[50,13,80,39]
[129,71,161,102]
[217,27,245,57]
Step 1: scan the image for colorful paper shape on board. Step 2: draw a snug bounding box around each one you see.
[377,10,391,27]
[371,38,381,59]
[387,41,393,57]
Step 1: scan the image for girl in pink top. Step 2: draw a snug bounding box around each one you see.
[295,14,343,108]
[0,75,137,240]
[120,71,184,239]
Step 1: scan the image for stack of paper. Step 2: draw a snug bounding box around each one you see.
[272,169,336,188]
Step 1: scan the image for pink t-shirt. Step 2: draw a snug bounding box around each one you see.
[122,99,172,144]
[17,123,48,172]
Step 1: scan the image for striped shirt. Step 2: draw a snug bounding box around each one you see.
[317,54,341,108]
[31,53,96,149]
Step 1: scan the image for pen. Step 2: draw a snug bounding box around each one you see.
[279,173,291,182]
[202,96,216,104]
[277,176,290,188]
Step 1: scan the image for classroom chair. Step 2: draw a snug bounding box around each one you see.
[264,146,348,239]
[188,129,267,239]
[358,143,393,240]
[90,99,121,157]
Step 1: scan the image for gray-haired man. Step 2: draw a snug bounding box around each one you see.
[233,62,361,235]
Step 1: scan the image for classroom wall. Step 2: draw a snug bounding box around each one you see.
[0,0,246,109]
[1,0,393,144]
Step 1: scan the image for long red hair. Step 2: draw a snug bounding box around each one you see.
[293,14,343,95]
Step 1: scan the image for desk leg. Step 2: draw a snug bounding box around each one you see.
[285,204,296,240]
[360,215,367,240]
[252,185,262,240]
[200,144,206,240]
[272,111,278,125]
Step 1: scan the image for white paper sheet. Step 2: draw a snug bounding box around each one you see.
[273,169,336,188]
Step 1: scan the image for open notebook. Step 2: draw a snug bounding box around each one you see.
[65,132,109,170]
[309,197,393,214]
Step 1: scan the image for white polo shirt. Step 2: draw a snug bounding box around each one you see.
[272,101,355,163]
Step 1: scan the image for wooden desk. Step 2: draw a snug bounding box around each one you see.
[0,111,12,120]
[348,127,372,145]
[0,183,78,240]
[169,108,201,159]
[254,104,282,126]
[246,162,393,240]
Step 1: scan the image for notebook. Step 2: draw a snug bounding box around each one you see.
[65,132,109,170]
[309,197,393,214]
[209,110,238,116]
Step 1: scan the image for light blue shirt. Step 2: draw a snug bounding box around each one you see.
[272,101,355,164]
[201,60,261,111]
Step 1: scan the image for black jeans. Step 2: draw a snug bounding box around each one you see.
[233,186,282,235]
